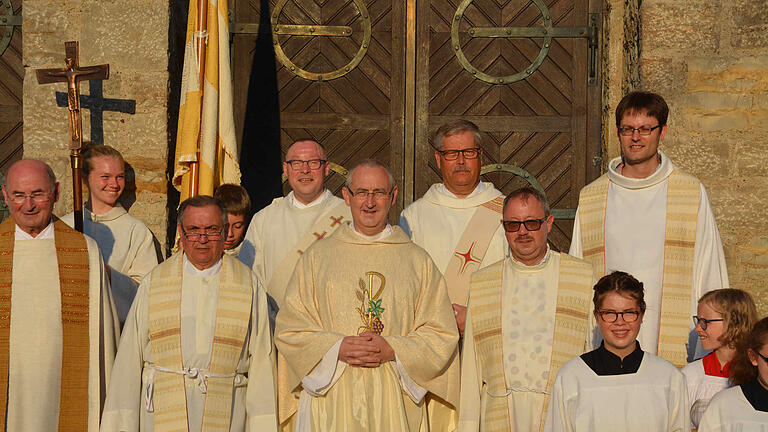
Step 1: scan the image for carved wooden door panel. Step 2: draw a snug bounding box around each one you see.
[414,0,601,251]
[0,0,23,183]
[231,0,406,215]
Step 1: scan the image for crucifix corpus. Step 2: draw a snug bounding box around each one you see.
[35,41,109,232]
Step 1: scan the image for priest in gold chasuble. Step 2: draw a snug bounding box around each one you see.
[459,187,594,432]
[276,160,460,431]
[101,196,278,432]
[0,159,119,432]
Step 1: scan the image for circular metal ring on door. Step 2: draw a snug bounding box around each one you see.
[451,0,552,85]
[271,0,372,82]
[0,0,21,58]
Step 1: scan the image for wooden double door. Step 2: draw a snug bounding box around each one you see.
[231,0,602,250]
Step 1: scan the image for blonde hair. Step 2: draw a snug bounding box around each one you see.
[82,144,125,177]
[699,289,758,348]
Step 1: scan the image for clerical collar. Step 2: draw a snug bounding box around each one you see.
[509,245,551,269]
[349,223,394,241]
[15,219,55,240]
[606,150,675,190]
[182,253,222,277]
[288,189,330,209]
[741,377,768,412]
[702,351,731,378]
[436,181,486,199]
[87,205,127,222]
[581,341,644,376]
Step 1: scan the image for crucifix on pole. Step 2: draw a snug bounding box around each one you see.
[35,41,109,232]
[55,80,136,146]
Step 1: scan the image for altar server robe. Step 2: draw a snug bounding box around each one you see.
[63,206,161,323]
[275,223,460,431]
[698,382,768,432]
[7,222,119,432]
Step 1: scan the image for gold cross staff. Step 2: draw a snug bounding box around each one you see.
[35,41,109,232]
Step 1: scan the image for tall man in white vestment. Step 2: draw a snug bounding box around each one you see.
[0,159,119,432]
[399,120,506,336]
[459,187,594,432]
[239,139,351,308]
[275,159,460,431]
[569,91,729,367]
[101,196,278,432]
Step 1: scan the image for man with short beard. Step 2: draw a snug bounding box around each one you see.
[400,120,506,337]
[239,140,351,309]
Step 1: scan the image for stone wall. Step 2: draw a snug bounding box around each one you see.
[603,0,768,314]
[22,0,170,252]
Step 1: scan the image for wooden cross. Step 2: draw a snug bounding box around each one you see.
[35,41,109,232]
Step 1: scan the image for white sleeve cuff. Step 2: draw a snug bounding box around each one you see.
[301,339,346,396]
[395,354,427,403]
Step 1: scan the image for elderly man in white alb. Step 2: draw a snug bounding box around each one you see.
[0,159,119,432]
[101,196,278,431]
[399,120,506,336]
[569,91,729,367]
[275,159,460,431]
[239,139,351,308]
[459,186,594,432]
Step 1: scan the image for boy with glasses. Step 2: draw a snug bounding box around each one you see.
[459,187,594,432]
[570,90,729,367]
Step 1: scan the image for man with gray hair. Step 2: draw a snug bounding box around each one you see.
[239,139,350,309]
[101,195,278,431]
[459,186,594,432]
[400,120,506,336]
[0,158,119,431]
[275,159,460,430]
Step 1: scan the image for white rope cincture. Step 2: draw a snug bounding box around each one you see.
[485,385,550,398]
[194,30,209,45]
[144,365,238,412]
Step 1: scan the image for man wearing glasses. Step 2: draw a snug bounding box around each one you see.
[102,195,278,431]
[0,159,119,431]
[239,139,350,309]
[459,186,594,432]
[400,120,506,337]
[569,91,729,367]
[275,159,459,431]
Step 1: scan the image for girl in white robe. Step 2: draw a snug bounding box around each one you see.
[683,289,758,427]
[63,145,160,323]
[699,317,768,431]
[544,271,689,432]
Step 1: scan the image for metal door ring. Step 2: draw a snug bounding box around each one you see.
[272,0,372,81]
[451,0,552,84]
[0,0,21,57]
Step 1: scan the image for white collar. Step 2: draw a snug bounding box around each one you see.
[436,181,486,199]
[183,253,222,277]
[509,245,552,269]
[349,223,394,241]
[15,219,55,240]
[288,189,331,209]
[606,150,675,190]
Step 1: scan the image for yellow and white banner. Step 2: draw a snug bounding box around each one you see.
[173,0,240,199]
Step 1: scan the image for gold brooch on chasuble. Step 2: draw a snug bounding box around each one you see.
[357,271,386,335]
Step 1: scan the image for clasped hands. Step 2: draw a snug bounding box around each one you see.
[338,332,395,367]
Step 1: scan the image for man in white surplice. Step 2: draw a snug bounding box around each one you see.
[0,159,119,432]
[399,120,506,336]
[570,91,729,364]
[101,196,278,431]
[239,139,350,310]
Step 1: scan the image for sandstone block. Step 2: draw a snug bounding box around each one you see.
[641,1,720,56]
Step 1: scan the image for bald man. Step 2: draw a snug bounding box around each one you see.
[239,140,351,309]
[0,159,119,431]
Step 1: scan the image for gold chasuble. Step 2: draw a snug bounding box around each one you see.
[465,254,593,432]
[148,253,253,432]
[275,223,460,431]
[577,170,700,367]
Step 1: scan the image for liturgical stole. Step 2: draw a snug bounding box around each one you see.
[444,196,505,305]
[0,216,90,430]
[468,254,593,432]
[148,253,253,432]
[267,201,348,302]
[577,170,700,367]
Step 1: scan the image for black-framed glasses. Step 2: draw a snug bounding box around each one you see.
[181,226,224,242]
[349,188,392,200]
[501,218,547,232]
[597,310,641,323]
[436,148,481,160]
[8,191,53,205]
[618,125,662,136]
[693,316,724,331]
[285,159,327,170]
[755,350,768,363]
